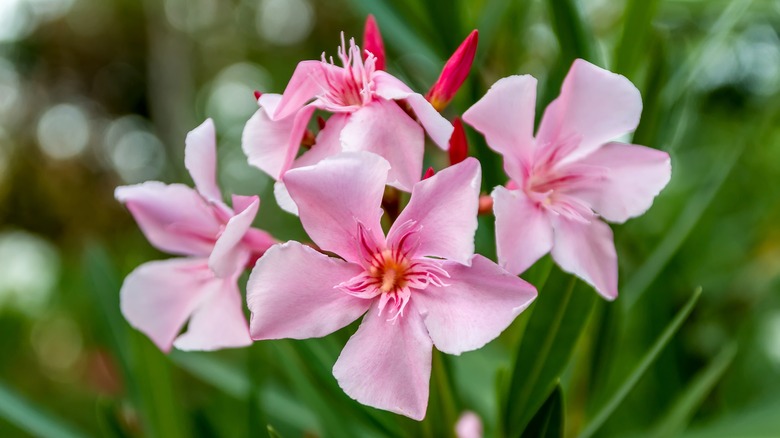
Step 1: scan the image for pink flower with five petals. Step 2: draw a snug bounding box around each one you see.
[246,152,536,420]
[242,35,453,213]
[116,119,275,352]
[463,59,672,299]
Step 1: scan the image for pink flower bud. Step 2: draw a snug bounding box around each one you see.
[426,30,478,112]
[449,117,469,165]
[362,15,386,71]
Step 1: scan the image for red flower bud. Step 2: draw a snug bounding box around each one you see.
[478,195,493,216]
[422,166,436,180]
[425,30,478,112]
[362,15,386,71]
[253,90,262,101]
[448,117,468,165]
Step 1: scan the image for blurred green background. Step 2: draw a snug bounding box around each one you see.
[0,0,779,437]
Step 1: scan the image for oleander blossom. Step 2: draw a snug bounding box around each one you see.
[116,119,275,351]
[242,34,453,213]
[463,59,672,299]
[246,152,536,420]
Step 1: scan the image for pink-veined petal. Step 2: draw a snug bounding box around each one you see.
[284,152,389,262]
[242,94,316,180]
[462,75,537,167]
[568,142,672,223]
[274,61,340,120]
[333,300,432,421]
[246,241,369,340]
[388,158,480,265]
[415,254,536,355]
[341,100,424,191]
[292,113,350,169]
[184,118,222,204]
[120,258,213,352]
[273,181,298,215]
[209,196,259,278]
[550,215,618,300]
[373,71,453,149]
[492,186,554,275]
[115,182,220,256]
[536,59,642,163]
[173,273,252,351]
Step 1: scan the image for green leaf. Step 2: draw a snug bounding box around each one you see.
[521,385,564,438]
[650,342,738,438]
[504,269,596,437]
[578,288,702,438]
[267,424,282,438]
[613,0,662,76]
[0,380,86,438]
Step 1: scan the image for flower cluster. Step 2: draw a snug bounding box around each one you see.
[117,16,671,420]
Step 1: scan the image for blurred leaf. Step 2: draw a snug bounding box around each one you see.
[0,380,86,438]
[171,351,320,433]
[545,0,596,63]
[521,385,564,438]
[267,424,282,438]
[660,0,753,105]
[504,270,596,436]
[578,287,702,438]
[623,104,777,309]
[681,397,780,438]
[613,0,662,76]
[650,342,738,438]
[344,0,440,74]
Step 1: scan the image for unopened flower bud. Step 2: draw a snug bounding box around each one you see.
[426,30,478,112]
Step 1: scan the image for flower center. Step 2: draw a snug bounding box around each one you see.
[316,34,376,111]
[369,249,411,293]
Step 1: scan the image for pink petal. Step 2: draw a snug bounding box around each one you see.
[246,241,369,340]
[340,100,424,191]
[273,181,298,215]
[462,75,537,169]
[568,142,672,223]
[388,158,481,265]
[173,273,252,351]
[284,152,389,263]
[115,182,221,256]
[492,186,554,275]
[274,61,339,120]
[333,301,432,421]
[291,113,350,169]
[209,196,259,278]
[184,118,223,204]
[120,258,213,352]
[373,71,453,149]
[242,94,316,180]
[550,215,618,300]
[536,59,642,163]
[414,255,536,355]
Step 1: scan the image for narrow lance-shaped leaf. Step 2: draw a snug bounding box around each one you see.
[578,287,702,438]
[521,385,564,438]
[503,269,596,436]
[0,380,87,438]
[650,342,738,438]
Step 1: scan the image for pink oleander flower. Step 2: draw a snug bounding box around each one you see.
[242,35,453,213]
[246,152,536,420]
[463,59,672,299]
[426,30,479,112]
[116,119,275,351]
